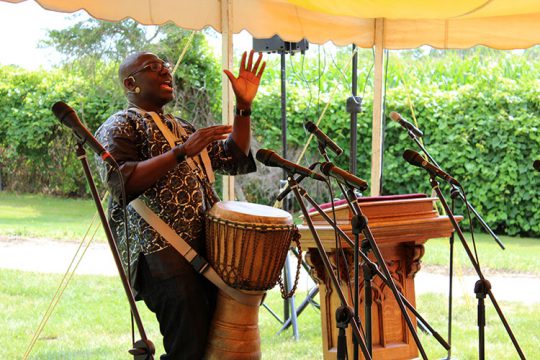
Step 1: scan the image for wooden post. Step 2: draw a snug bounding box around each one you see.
[221,0,235,201]
[371,18,385,196]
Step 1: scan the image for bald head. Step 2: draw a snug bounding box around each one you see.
[118,51,175,111]
[119,51,154,83]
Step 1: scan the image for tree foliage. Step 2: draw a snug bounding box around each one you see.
[1,29,539,237]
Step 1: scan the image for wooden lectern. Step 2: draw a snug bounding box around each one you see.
[298,194,456,360]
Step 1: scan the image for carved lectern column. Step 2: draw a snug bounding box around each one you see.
[298,194,457,360]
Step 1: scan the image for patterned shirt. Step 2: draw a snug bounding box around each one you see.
[95,109,256,288]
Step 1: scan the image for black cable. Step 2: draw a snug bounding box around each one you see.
[361,49,375,100]
[460,184,481,267]
[324,178,366,341]
[379,49,390,194]
[288,52,315,116]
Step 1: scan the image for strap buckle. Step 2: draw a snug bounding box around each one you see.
[190,254,210,274]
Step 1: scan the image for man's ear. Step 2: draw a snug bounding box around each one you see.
[123,76,137,92]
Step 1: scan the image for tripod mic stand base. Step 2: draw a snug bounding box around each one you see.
[129,339,155,360]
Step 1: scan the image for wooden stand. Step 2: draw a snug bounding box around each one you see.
[298,194,457,360]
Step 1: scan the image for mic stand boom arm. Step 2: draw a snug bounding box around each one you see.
[295,181,450,352]
[429,176,525,360]
[410,134,505,250]
[287,175,372,360]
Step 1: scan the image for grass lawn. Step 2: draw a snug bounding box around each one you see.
[1,192,539,358]
[1,191,539,274]
[1,269,538,359]
[0,192,106,241]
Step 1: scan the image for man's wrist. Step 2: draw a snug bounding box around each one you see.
[234,106,252,117]
[173,144,186,163]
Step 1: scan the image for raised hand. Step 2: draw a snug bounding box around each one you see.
[181,125,233,157]
[223,50,266,109]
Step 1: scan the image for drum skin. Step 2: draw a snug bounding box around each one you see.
[204,201,297,360]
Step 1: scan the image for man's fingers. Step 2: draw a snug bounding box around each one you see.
[256,61,266,78]
[239,51,247,71]
[223,69,236,84]
[201,125,233,135]
[246,50,255,71]
[252,52,263,73]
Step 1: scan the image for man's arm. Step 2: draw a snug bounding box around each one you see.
[125,125,232,196]
[224,50,266,155]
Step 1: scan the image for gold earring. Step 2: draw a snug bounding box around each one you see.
[135,86,141,94]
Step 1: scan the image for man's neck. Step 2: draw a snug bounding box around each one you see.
[127,99,165,114]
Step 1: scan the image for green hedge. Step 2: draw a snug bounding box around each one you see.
[250,49,540,236]
[1,48,539,236]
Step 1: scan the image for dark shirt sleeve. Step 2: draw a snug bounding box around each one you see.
[95,112,142,203]
[208,135,256,175]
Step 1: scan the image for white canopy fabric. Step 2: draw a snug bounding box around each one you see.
[4,0,540,50]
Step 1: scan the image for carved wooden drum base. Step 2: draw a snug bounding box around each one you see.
[205,291,263,360]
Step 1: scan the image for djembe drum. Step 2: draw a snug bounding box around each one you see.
[204,201,298,360]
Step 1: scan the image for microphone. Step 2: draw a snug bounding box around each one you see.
[390,111,424,138]
[304,121,343,156]
[320,162,368,191]
[52,101,118,168]
[534,160,540,172]
[256,149,325,181]
[276,162,320,201]
[402,149,459,186]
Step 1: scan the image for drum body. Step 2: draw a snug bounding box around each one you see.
[204,201,296,360]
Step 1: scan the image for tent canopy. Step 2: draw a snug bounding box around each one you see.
[5,0,540,49]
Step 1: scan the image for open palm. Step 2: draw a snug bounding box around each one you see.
[224,50,266,108]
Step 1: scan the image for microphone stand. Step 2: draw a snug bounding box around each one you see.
[428,176,525,360]
[287,175,372,360]
[74,143,154,359]
[406,129,504,359]
[292,174,450,355]
[316,143,364,360]
[340,183,429,360]
[408,131,505,250]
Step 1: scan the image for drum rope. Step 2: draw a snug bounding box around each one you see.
[206,214,298,291]
[277,230,303,299]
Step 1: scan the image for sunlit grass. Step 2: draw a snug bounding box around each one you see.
[1,269,538,359]
[0,192,105,241]
[423,233,540,274]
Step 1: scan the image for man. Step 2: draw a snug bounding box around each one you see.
[95,50,265,359]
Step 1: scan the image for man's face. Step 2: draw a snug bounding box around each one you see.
[129,53,174,106]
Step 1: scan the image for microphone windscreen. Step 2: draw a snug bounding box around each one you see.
[255,149,273,165]
[319,162,333,176]
[51,101,75,126]
[389,111,401,122]
[403,149,423,167]
[304,121,316,133]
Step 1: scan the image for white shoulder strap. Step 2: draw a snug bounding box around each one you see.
[128,108,215,184]
[164,114,215,184]
[130,198,261,307]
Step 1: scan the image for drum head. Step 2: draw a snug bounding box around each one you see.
[208,201,293,225]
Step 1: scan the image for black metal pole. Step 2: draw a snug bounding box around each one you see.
[429,177,525,359]
[289,177,372,360]
[443,192,457,360]
[344,186,428,360]
[350,45,358,175]
[279,50,300,339]
[75,144,154,359]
